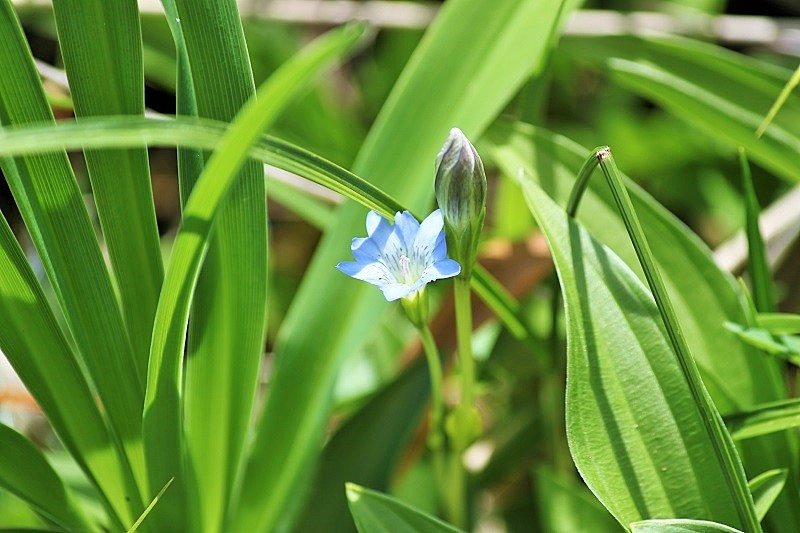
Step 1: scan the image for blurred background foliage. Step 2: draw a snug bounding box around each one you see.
[1,0,800,530]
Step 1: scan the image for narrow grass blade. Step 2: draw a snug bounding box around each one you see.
[346,483,463,533]
[631,519,743,533]
[126,478,174,533]
[159,0,205,203]
[142,24,366,529]
[725,399,800,441]
[749,469,787,522]
[0,424,92,531]
[52,0,163,379]
[233,2,570,530]
[739,149,774,312]
[0,211,140,527]
[756,63,800,138]
[0,0,147,500]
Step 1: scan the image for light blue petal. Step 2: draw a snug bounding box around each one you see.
[418,259,461,285]
[336,261,395,286]
[381,282,413,301]
[351,237,381,262]
[415,209,444,256]
[366,210,393,247]
[394,211,421,250]
[431,226,448,262]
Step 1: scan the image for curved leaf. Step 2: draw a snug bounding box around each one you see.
[346,483,463,533]
[631,519,743,533]
[749,469,787,522]
[525,180,743,528]
[0,424,91,531]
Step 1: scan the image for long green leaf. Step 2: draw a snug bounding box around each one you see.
[524,179,744,528]
[0,424,91,531]
[725,399,800,441]
[165,0,267,529]
[346,483,463,533]
[52,0,163,379]
[631,519,743,533]
[232,2,570,530]
[0,0,147,502]
[297,362,430,533]
[739,149,774,312]
[561,35,800,184]
[141,24,366,529]
[0,210,140,528]
[484,121,800,531]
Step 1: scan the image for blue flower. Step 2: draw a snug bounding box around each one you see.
[337,210,461,301]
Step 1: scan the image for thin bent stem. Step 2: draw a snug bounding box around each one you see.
[418,325,446,458]
[568,147,761,533]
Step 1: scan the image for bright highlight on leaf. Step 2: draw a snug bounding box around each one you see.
[337,210,460,301]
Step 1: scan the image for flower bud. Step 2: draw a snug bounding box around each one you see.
[434,128,486,279]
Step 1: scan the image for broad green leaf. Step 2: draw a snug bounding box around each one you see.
[631,519,743,533]
[141,24,366,529]
[233,2,571,530]
[523,179,743,528]
[534,468,621,533]
[0,424,91,531]
[0,210,140,527]
[346,483,463,533]
[165,0,267,529]
[0,0,147,504]
[726,399,800,441]
[297,362,430,533]
[561,35,800,183]
[484,121,800,531]
[749,469,787,521]
[52,0,163,378]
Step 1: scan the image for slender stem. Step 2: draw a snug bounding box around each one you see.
[449,276,477,529]
[454,277,476,410]
[418,325,446,454]
[572,148,760,533]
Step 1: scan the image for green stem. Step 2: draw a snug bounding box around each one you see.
[449,276,478,528]
[418,324,446,460]
[568,147,761,533]
[454,277,476,409]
